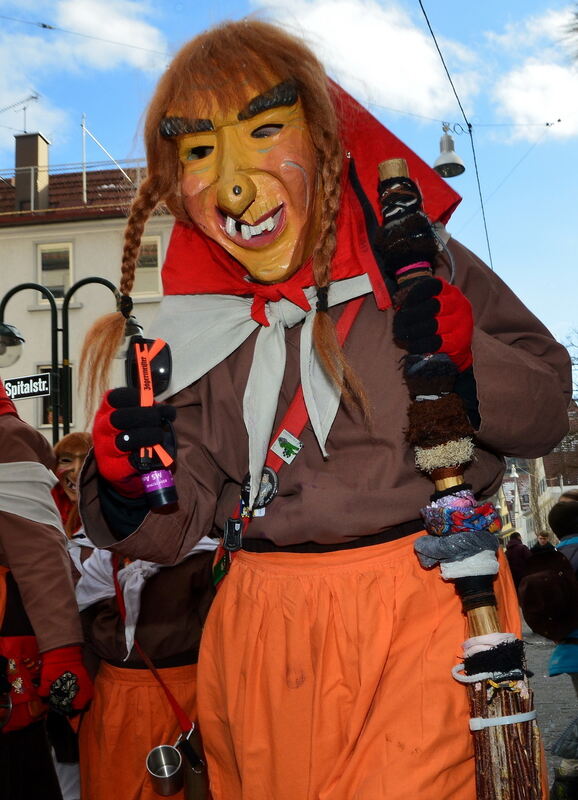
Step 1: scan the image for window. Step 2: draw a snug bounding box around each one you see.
[132,236,161,295]
[37,365,72,428]
[38,243,72,299]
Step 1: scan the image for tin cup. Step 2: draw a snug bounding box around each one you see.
[146,742,183,796]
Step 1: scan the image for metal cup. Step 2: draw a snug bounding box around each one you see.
[146,742,183,796]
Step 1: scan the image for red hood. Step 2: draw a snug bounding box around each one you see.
[161,82,460,313]
[0,377,17,417]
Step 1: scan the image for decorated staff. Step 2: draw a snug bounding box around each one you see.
[376,158,542,800]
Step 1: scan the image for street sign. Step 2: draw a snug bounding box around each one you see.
[4,373,51,400]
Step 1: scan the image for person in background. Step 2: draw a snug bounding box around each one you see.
[532,530,557,553]
[0,379,92,800]
[505,531,531,591]
[547,490,578,799]
[52,432,92,539]
[48,432,93,800]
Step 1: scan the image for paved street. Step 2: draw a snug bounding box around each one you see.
[524,623,577,781]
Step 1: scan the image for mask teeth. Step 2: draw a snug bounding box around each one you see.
[225,216,236,237]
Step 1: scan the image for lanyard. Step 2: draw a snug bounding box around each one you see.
[213,296,366,584]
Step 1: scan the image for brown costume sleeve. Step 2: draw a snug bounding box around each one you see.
[0,415,83,651]
[447,238,571,455]
[79,237,571,557]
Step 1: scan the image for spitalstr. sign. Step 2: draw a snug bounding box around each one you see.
[4,373,51,400]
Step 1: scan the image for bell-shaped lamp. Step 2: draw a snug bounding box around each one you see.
[433,125,465,178]
[0,323,25,368]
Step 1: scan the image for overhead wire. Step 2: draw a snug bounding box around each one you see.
[417,0,494,269]
[0,13,168,57]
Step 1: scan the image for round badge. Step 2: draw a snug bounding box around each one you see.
[241,466,279,509]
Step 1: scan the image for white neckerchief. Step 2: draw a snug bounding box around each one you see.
[75,536,217,659]
[149,273,372,505]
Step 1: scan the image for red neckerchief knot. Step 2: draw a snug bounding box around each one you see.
[250,282,311,327]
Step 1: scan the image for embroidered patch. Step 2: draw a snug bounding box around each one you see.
[271,430,303,464]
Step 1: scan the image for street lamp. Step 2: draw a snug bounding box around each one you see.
[0,278,140,443]
[0,323,25,367]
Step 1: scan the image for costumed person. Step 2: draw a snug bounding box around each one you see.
[505,531,531,591]
[52,432,92,540]
[546,490,578,799]
[48,432,92,800]
[75,530,216,800]
[0,378,93,800]
[78,20,572,800]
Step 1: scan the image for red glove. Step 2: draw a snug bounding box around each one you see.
[92,387,176,497]
[39,645,93,715]
[393,277,473,371]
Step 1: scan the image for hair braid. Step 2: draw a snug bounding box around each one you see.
[79,176,160,422]
[312,133,369,418]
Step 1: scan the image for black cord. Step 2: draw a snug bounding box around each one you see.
[417,1,494,270]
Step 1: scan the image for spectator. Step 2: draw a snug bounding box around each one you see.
[505,531,531,590]
[547,491,578,798]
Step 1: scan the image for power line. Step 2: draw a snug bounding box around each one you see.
[0,13,168,57]
[418,0,494,270]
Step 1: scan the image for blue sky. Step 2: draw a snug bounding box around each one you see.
[0,0,576,348]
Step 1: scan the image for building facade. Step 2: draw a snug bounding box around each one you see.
[0,133,174,437]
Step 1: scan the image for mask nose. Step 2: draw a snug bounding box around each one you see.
[216,173,257,218]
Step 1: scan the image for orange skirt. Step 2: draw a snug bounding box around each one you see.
[79,661,197,800]
[198,533,523,800]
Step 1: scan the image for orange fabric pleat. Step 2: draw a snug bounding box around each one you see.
[79,661,197,800]
[198,533,529,800]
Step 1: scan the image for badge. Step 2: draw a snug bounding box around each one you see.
[241,466,279,510]
[271,429,303,464]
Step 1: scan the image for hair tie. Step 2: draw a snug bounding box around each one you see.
[316,286,329,313]
[118,294,134,319]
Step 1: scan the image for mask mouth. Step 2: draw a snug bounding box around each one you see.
[63,475,77,495]
[218,204,285,248]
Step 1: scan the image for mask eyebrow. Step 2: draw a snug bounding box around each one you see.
[237,80,298,121]
[159,117,214,138]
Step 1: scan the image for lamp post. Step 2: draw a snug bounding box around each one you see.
[0,277,130,443]
[61,277,119,436]
[0,283,60,443]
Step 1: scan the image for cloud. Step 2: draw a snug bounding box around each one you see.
[255,0,480,121]
[489,7,578,140]
[55,0,168,73]
[0,0,168,163]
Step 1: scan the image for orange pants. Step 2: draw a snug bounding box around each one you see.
[198,534,523,800]
[79,661,197,800]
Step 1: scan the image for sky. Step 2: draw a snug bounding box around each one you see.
[0,0,577,349]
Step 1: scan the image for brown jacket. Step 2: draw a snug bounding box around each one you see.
[80,238,572,562]
[0,415,83,652]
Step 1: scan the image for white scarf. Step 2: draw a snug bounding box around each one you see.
[148,274,372,505]
[75,536,217,659]
[0,461,64,534]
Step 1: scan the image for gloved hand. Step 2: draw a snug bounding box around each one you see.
[92,387,176,497]
[393,277,473,371]
[39,645,93,715]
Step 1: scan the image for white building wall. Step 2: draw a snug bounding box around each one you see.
[0,214,174,438]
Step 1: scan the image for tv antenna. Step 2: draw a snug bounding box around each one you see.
[0,93,40,133]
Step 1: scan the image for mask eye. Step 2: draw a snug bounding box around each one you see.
[185,145,214,161]
[251,124,283,139]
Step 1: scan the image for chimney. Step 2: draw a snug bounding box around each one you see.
[14,132,50,211]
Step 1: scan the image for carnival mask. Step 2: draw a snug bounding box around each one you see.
[163,81,320,284]
[55,438,90,502]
